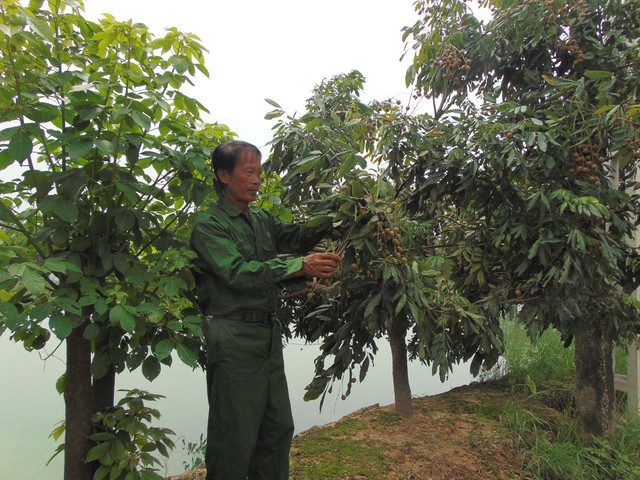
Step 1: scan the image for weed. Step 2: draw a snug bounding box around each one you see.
[494,319,640,479]
[179,433,206,471]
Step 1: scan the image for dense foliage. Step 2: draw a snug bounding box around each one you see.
[267,0,640,430]
[0,0,230,476]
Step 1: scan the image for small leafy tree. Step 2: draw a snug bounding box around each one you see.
[0,1,231,478]
[88,390,175,480]
[267,71,503,416]
[402,0,640,438]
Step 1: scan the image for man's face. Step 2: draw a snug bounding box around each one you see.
[219,151,262,210]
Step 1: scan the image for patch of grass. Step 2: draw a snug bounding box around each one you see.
[494,319,640,479]
[470,402,510,421]
[499,320,575,395]
[290,418,388,479]
[615,342,630,375]
[374,409,403,427]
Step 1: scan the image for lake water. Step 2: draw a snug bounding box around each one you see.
[0,335,473,479]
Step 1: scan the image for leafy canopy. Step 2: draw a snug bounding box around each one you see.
[0,0,232,383]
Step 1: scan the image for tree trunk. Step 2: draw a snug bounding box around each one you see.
[92,365,116,413]
[387,317,413,416]
[64,326,93,480]
[574,329,615,441]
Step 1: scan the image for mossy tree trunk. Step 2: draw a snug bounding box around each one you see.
[574,329,615,441]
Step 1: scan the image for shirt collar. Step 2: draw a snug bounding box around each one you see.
[217,195,253,219]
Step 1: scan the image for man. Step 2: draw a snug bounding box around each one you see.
[190,140,340,479]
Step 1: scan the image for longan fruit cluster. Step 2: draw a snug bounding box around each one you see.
[567,141,606,187]
[626,137,640,160]
[376,214,408,264]
[533,0,589,22]
[362,121,378,144]
[434,45,471,83]
[555,36,585,67]
[304,275,339,300]
[566,0,590,21]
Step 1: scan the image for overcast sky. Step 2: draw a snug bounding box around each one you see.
[83,0,418,155]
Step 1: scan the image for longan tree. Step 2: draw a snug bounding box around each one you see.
[402,0,640,438]
[267,71,503,416]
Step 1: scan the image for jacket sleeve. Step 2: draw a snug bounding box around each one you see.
[190,217,304,291]
[266,211,327,254]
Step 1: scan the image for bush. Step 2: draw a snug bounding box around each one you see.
[89,390,175,480]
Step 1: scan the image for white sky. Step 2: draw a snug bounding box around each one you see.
[83,0,418,156]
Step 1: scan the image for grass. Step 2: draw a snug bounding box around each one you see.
[495,320,640,480]
[289,417,389,479]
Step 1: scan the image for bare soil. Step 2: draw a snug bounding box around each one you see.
[167,381,557,480]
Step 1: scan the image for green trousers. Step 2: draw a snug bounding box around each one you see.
[204,318,294,480]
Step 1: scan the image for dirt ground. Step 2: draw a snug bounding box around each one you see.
[167,382,555,480]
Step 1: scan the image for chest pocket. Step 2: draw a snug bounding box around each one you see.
[251,216,276,261]
[260,231,276,260]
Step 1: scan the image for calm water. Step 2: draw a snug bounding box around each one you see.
[0,335,473,479]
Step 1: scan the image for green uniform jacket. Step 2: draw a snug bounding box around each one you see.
[190,196,321,317]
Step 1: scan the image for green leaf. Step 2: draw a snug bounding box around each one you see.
[167,320,182,331]
[28,0,45,11]
[0,126,19,142]
[110,305,136,333]
[95,139,114,155]
[170,56,189,74]
[265,98,282,108]
[264,109,283,120]
[68,139,94,161]
[86,441,111,463]
[49,314,74,339]
[43,257,82,274]
[536,133,547,153]
[584,70,613,79]
[25,14,55,42]
[160,277,186,296]
[142,356,161,381]
[55,373,65,394]
[83,322,100,340]
[95,298,108,316]
[154,338,173,361]
[131,110,151,130]
[25,103,59,123]
[126,348,146,371]
[364,292,382,318]
[39,195,78,223]
[21,267,46,296]
[115,209,136,232]
[176,343,198,368]
[0,302,19,323]
[594,104,616,114]
[56,200,79,223]
[141,470,164,480]
[53,296,81,315]
[0,150,13,170]
[8,129,33,162]
[306,215,333,230]
[338,154,358,176]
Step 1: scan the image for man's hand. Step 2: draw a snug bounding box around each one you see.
[301,252,341,278]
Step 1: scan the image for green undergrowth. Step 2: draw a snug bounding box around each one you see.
[495,321,640,480]
[290,418,389,479]
[180,321,640,479]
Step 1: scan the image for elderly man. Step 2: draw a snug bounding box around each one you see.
[190,140,339,479]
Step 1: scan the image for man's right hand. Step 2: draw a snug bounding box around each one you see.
[301,252,341,278]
